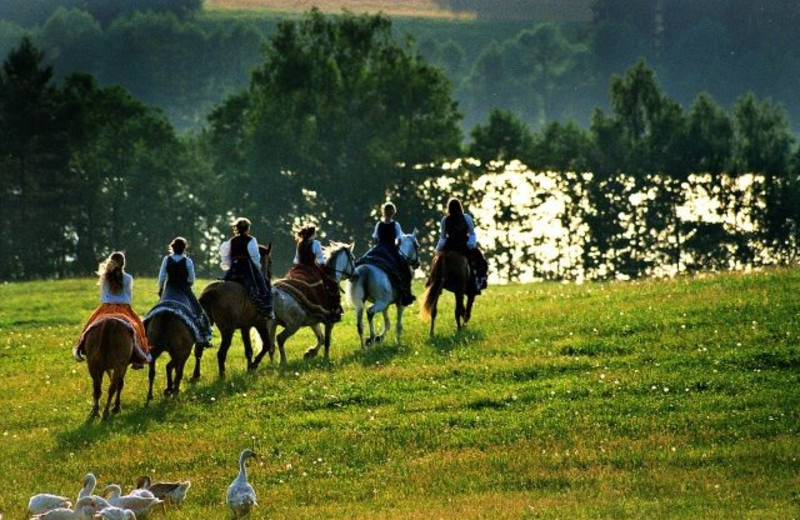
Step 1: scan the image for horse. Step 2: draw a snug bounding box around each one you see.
[419,250,475,336]
[197,244,274,378]
[85,319,134,420]
[269,243,356,365]
[145,311,194,399]
[347,231,420,348]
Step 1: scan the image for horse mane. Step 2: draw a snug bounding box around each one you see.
[323,242,352,264]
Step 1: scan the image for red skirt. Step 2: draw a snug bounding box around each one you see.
[76,304,151,363]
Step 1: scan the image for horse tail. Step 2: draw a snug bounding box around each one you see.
[420,254,444,321]
[346,266,366,310]
[198,286,217,326]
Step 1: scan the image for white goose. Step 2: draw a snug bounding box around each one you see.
[135,475,191,506]
[226,449,258,518]
[102,485,161,519]
[28,494,72,516]
[30,496,96,520]
[92,505,137,520]
[78,474,97,500]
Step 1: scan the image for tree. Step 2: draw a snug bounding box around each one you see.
[0,37,71,279]
[235,9,462,261]
[468,109,534,164]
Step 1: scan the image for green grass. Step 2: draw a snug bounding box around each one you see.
[1,270,799,519]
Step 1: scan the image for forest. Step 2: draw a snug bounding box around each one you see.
[1,1,800,282]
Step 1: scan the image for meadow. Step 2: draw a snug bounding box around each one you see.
[0,270,799,519]
[204,0,464,18]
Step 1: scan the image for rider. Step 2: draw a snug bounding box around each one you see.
[73,251,151,368]
[219,217,272,318]
[293,225,342,323]
[371,202,415,306]
[156,236,213,348]
[435,198,488,294]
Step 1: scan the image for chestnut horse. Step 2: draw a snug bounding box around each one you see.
[198,244,274,378]
[419,251,475,336]
[85,319,134,420]
[145,311,194,399]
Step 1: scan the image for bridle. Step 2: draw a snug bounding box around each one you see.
[398,236,420,269]
[327,247,356,281]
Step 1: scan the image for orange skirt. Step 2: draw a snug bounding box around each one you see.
[79,303,150,353]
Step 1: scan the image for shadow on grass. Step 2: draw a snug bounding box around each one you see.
[338,339,410,367]
[428,327,486,356]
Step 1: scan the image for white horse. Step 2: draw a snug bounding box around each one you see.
[269,243,355,365]
[347,231,420,348]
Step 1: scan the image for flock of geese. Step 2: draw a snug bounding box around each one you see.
[25,449,258,519]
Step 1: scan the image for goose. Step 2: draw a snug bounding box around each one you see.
[227,449,257,518]
[102,485,161,519]
[78,474,97,500]
[92,506,137,520]
[30,496,96,520]
[135,475,191,506]
[28,494,72,516]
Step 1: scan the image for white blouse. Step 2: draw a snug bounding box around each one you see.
[219,237,261,270]
[372,221,404,243]
[100,273,133,304]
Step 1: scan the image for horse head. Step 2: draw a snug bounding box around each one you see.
[325,242,356,282]
[399,229,421,269]
[259,243,273,281]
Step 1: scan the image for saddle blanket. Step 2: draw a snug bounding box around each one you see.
[75,316,151,364]
[144,300,212,345]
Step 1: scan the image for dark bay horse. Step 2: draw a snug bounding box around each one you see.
[85,319,134,420]
[145,311,194,399]
[419,251,475,336]
[198,244,274,378]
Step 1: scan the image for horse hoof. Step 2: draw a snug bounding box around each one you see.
[163,388,173,396]
[376,335,385,344]
[303,349,317,360]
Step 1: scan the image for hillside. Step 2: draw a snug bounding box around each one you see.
[0,272,798,518]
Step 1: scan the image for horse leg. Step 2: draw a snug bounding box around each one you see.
[429,294,439,337]
[241,328,254,370]
[89,373,102,420]
[396,304,405,345]
[465,293,475,324]
[173,360,185,395]
[323,322,333,360]
[455,291,465,330]
[250,322,273,370]
[304,323,325,359]
[147,359,156,401]
[376,308,390,344]
[276,323,299,366]
[366,301,389,346]
[217,330,234,378]
[355,305,366,349]
[102,372,117,420]
[165,359,175,395]
[112,371,125,414]
[191,342,204,381]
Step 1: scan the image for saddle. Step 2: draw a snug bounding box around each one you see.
[275,264,342,323]
[144,300,212,346]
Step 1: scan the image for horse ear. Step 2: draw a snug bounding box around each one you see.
[266,242,272,253]
[412,228,418,237]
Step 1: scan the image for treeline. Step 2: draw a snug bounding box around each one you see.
[1,11,799,283]
[2,0,800,138]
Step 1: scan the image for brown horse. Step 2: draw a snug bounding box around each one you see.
[146,311,194,399]
[85,319,134,420]
[419,251,476,336]
[197,244,274,378]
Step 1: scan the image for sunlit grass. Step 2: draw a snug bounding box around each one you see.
[0,270,799,518]
[203,0,473,19]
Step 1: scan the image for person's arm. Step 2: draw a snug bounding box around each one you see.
[219,239,231,270]
[394,222,404,244]
[372,222,380,245]
[124,274,133,303]
[186,257,196,285]
[156,256,168,291]
[314,240,326,265]
[435,217,447,252]
[247,237,261,265]
[465,214,478,249]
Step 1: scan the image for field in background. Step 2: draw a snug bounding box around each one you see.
[204,0,470,18]
[1,271,799,518]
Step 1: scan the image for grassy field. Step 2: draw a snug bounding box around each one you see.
[1,270,799,519]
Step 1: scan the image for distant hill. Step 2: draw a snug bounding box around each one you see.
[205,0,593,21]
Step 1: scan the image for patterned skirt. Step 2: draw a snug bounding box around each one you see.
[75,303,151,363]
